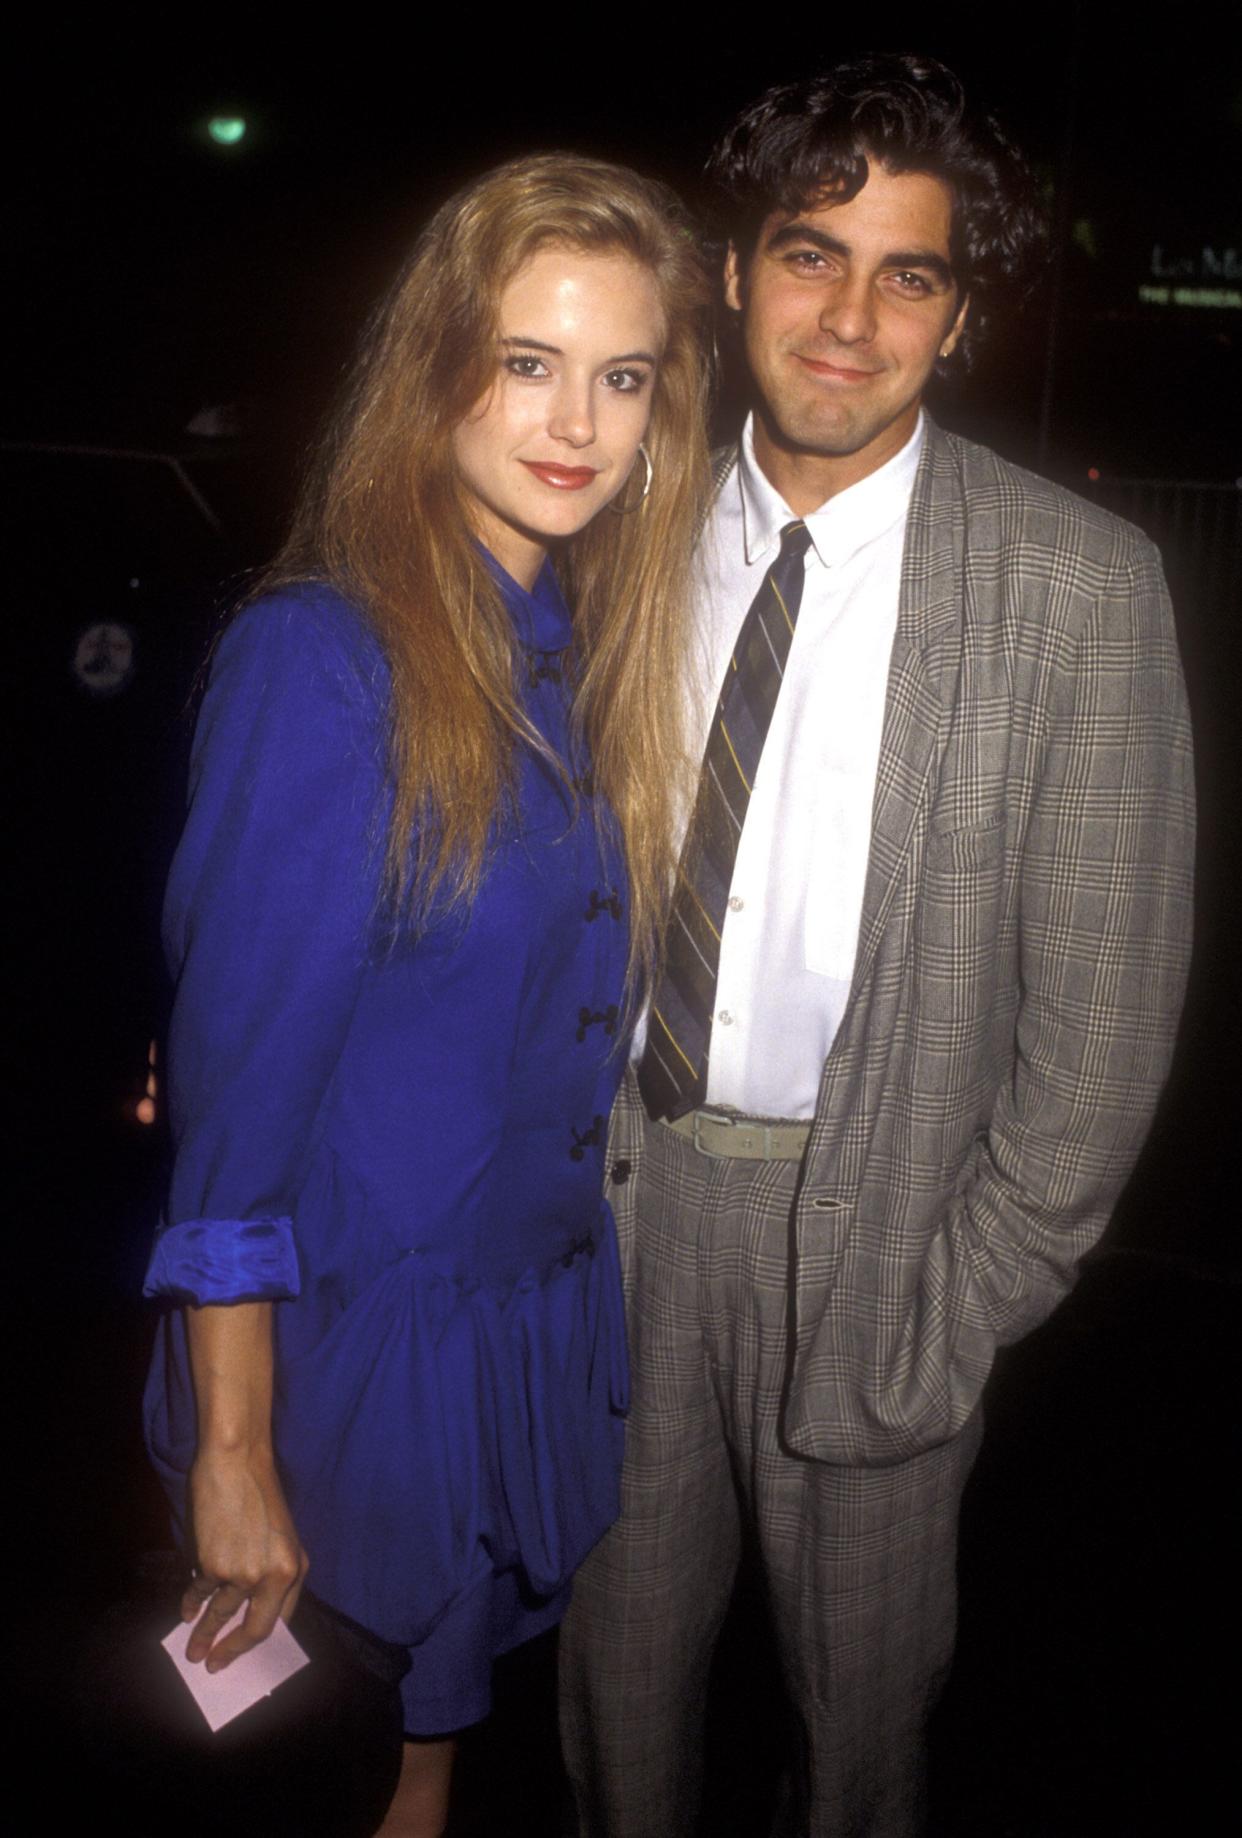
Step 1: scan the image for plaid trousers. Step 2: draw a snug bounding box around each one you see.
[559,1071,982,1838]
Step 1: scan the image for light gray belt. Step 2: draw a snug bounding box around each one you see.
[664,1108,811,1161]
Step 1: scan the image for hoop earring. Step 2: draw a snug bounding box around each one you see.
[609,442,653,515]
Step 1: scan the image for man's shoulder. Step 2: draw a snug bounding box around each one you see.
[922,424,1159,572]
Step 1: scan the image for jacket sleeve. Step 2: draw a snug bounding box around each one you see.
[930,532,1195,1376]
[143,593,390,1307]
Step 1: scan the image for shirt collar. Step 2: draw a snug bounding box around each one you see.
[736,411,925,570]
[479,546,573,650]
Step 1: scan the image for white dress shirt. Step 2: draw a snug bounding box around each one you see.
[666,412,924,1120]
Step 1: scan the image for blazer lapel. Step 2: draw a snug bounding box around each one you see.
[848,421,966,994]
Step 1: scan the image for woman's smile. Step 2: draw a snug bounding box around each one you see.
[519,460,601,489]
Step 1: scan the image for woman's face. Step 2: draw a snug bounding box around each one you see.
[453,245,666,588]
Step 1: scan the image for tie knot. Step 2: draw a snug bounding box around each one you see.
[779,520,812,560]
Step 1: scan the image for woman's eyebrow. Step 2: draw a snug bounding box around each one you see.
[500,336,658,364]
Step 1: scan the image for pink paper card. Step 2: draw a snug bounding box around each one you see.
[162,1606,310,1732]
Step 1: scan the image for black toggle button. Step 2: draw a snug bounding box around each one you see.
[576,1004,618,1043]
[570,1115,605,1161]
[610,1159,632,1186]
[584,888,623,923]
[523,646,565,688]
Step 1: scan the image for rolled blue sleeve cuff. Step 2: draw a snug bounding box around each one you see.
[143,1217,301,1305]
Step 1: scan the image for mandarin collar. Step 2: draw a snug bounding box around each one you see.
[737,411,925,571]
[481,548,573,651]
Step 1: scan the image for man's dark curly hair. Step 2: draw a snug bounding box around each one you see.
[706,54,1047,370]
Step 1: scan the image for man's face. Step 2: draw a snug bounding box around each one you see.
[725,163,969,500]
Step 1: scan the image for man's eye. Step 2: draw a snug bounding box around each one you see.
[504,354,549,378]
[891,272,933,294]
[788,249,827,270]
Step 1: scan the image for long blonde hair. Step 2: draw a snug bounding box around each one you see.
[269,153,711,991]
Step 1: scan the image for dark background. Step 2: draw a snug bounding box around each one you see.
[8,14,1239,1834]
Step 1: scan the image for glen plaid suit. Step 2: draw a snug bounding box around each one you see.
[560,419,1195,1835]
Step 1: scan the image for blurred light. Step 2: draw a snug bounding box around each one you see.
[1071,218,1098,260]
[1173,286,1241,309]
[135,1039,158,1126]
[1087,467,1101,481]
[208,116,247,147]
[1139,281,1241,310]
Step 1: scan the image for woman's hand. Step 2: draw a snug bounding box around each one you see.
[183,1443,309,1670]
[182,1299,308,1670]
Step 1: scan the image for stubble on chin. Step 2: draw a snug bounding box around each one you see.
[755,391,870,462]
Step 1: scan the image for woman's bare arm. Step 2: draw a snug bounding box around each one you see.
[182,1301,308,1670]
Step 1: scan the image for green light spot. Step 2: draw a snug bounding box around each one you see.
[1071,218,1098,260]
[208,117,247,147]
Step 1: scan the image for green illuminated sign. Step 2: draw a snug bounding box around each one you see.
[1139,283,1241,309]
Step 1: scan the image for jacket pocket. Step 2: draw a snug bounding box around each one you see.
[912,809,1012,1098]
[923,807,1008,867]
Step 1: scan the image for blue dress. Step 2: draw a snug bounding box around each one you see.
[143,559,630,1733]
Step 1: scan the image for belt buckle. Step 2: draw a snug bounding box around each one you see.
[691,1109,767,1159]
[691,1108,726,1157]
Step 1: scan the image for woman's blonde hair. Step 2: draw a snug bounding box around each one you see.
[269,152,711,992]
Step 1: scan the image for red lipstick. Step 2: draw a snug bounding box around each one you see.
[520,461,599,489]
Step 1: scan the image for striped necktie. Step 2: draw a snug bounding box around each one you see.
[639,519,813,1122]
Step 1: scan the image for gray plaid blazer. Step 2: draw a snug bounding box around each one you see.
[697,417,1195,1465]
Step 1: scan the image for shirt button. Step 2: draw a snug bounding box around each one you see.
[728,895,744,912]
[717,1009,734,1026]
